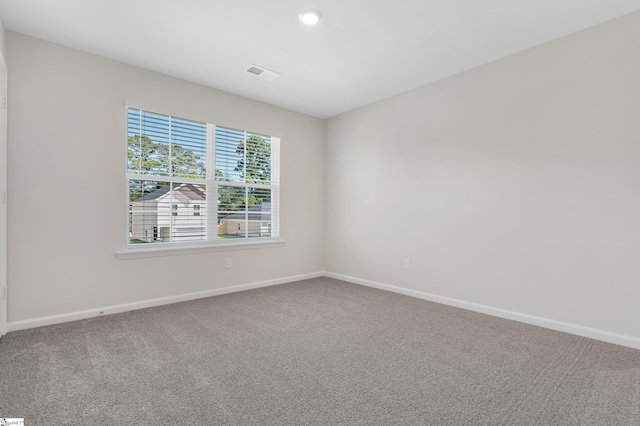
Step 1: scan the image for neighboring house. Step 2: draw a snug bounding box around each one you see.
[131,183,206,243]
[219,203,271,238]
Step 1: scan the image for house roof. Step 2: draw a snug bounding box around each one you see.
[133,183,206,202]
[223,203,271,221]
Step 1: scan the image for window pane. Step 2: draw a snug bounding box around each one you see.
[248,187,271,207]
[127,109,170,176]
[247,195,271,239]
[217,186,271,239]
[171,183,207,243]
[245,133,271,185]
[127,108,207,179]
[129,180,206,244]
[215,127,244,183]
[171,117,207,179]
[217,185,246,239]
[129,180,171,244]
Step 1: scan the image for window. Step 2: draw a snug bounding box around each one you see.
[127,107,279,247]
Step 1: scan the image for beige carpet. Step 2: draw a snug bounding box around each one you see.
[1,277,639,425]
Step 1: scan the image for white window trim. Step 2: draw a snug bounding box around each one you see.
[119,101,282,258]
[116,238,285,259]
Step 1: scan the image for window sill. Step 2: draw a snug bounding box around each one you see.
[116,238,285,260]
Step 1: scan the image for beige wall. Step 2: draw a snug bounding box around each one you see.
[325,11,640,339]
[0,17,5,57]
[6,32,325,322]
[5,11,640,342]
[0,17,6,334]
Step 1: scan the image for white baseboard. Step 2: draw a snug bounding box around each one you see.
[324,271,640,350]
[8,270,640,351]
[6,271,324,333]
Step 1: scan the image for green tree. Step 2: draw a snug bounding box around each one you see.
[128,134,207,202]
[128,133,271,215]
[217,186,246,221]
[235,134,271,206]
[128,134,206,178]
[235,134,271,184]
[215,167,244,219]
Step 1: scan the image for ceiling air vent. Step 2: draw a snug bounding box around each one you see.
[245,64,280,81]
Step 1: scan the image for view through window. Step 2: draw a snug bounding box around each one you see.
[127,108,279,245]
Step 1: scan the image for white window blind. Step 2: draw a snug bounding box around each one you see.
[215,126,276,239]
[126,107,279,246]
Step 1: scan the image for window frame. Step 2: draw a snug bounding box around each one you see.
[118,102,283,259]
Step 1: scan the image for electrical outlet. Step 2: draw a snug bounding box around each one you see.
[225,258,232,269]
[403,259,411,270]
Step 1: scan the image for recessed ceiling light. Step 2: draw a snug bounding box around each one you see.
[299,10,320,25]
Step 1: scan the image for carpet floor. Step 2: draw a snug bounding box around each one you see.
[1,277,639,425]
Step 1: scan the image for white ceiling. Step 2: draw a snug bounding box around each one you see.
[1,0,640,118]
